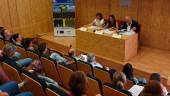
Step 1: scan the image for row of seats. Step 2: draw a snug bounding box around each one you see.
[0,38,134,96]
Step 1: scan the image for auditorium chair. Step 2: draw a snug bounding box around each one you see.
[86,76,103,96]
[57,63,74,89]
[16,45,27,58]
[2,62,23,83]
[2,62,26,91]
[40,56,62,85]
[124,80,134,90]
[77,60,94,76]
[0,39,4,49]
[27,50,40,60]
[48,48,63,56]
[93,67,114,84]
[21,70,47,96]
[103,83,132,96]
[46,85,69,96]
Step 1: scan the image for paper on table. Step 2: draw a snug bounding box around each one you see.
[95,30,103,35]
[128,85,144,96]
[79,27,87,31]
[112,33,121,39]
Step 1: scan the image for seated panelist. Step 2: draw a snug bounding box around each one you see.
[105,14,119,30]
[90,12,105,27]
[121,16,139,33]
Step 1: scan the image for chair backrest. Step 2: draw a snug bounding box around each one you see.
[2,62,22,83]
[46,85,69,96]
[57,64,74,89]
[0,39,4,49]
[27,50,39,60]
[86,76,103,96]
[103,84,128,96]
[21,71,46,96]
[16,45,27,58]
[93,67,112,84]
[124,80,134,90]
[77,61,93,76]
[41,57,62,85]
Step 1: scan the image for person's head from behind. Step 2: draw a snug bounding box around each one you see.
[122,63,133,79]
[150,73,161,82]
[109,14,116,22]
[69,71,88,96]
[38,42,48,55]
[3,43,16,58]
[26,60,43,74]
[11,33,22,43]
[0,29,11,40]
[96,12,103,20]
[141,80,164,96]
[125,16,132,25]
[87,53,95,64]
[112,72,127,89]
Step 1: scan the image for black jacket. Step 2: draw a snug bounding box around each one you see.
[121,20,140,33]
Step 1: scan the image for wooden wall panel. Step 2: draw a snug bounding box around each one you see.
[76,0,170,51]
[0,0,53,37]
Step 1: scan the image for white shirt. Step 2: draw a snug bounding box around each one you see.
[127,23,131,32]
[92,19,105,26]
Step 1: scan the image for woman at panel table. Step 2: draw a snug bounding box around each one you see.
[105,14,119,30]
[90,12,105,27]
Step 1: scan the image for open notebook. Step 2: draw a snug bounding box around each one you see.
[128,85,144,96]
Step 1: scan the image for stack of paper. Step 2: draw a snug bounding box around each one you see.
[95,30,103,35]
[112,33,121,38]
[79,27,87,31]
[128,85,144,96]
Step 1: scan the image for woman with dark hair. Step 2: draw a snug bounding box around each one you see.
[122,63,146,85]
[10,33,23,45]
[105,14,119,29]
[140,80,165,96]
[21,38,34,50]
[38,42,67,64]
[150,73,168,95]
[0,29,12,41]
[68,71,88,96]
[122,63,138,84]
[90,12,105,27]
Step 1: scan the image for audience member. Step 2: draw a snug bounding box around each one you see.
[2,43,32,67]
[25,60,58,87]
[10,33,23,46]
[38,42,67,64]
[0,29,11,41]
[69,71,88,96]
[21,38,34,50]
[150,73,168,95]
[86,53,103,68]
[140,80,164,96]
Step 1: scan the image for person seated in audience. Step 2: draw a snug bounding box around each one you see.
[105,14,119,29]
[0,28,12,41]
[112,72,132,95]
[0,81,27,96]
[90,12,105,27]
[68,71,88,96]
[0,92,8,96]
[86,53,103,68]
[122,63,146,85]
[10,33,23,46]
[0,67,10,84]
[1,43,32,67]
[140,80,165,96]
[0,27,5,39]
[121,16,139,33]
[21,38,34,50]
[38,42,67,64]
[150,73,168,95]
[24,60,58,87]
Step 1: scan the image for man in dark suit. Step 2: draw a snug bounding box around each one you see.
[121,16,140,33]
